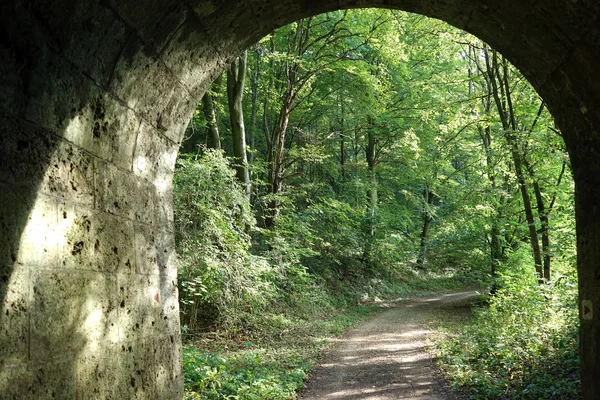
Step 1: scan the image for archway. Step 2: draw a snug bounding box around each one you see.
[0,0,598,398]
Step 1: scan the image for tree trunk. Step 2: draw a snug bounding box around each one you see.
[485,46,544,280]
[249,47,260,166]
[510,143,544,280]
[227,50,251,200]
[202,89,221,150]
[265,96,292,228]
[365,121,377,238]
[524,159,551,281]
[339,97,346,179]
[478,123,505,289]
[416,187,435,269]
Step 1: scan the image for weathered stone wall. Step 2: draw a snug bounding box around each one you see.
[0,1,207,397]
[1,0,600,399]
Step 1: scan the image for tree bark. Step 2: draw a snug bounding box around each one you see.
[202,88,221,150]
[265,19,309,228]
[340,99,346,179]
[484,46,544,280]
[248,50,259,166]
[365,122,378,238]
[416,187,435,269]
[227,50,251,200]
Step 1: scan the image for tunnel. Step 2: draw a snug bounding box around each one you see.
[0,0,599,398]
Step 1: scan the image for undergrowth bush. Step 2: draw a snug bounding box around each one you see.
[432,258,580,399]
[183,347,309,400]
[174,151,278,333]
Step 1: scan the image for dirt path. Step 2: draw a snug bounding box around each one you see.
[300,291,477,400]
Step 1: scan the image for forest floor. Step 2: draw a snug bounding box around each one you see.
[299,290,478,400]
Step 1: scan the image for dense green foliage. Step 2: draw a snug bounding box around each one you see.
[432,255,580,399]
[175,8,579,400]
[174,151,276,332]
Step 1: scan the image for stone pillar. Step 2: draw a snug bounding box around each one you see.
[0,82,184,400]
[0,2,203,398]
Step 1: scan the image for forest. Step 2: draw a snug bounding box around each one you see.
[174,9,579,399]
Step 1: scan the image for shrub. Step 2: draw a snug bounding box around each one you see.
[432,259,580,399]
[174,151,277,333]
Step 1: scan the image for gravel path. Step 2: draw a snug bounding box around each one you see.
[300,291,477,400]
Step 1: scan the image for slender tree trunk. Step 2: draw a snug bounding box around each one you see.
[227,50,251,200]
[485,46,544,280]
[365,121,378,238]
[416,187,435,269]
[471,45,506,287]
[265,96,293,228]
[340,101,346,179]
[522,102,552,281]
[264,20,307,228]
[249,48,260,166]
[522,157,551,281]
[479,123,505,287]
[202,90,221,150]
[507,128,544,280]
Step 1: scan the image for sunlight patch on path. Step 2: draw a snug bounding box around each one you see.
[300,291,476,400]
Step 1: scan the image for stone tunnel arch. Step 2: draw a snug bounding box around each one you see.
[1,0,599,398]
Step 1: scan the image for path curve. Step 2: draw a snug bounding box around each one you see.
[300,291,477,400]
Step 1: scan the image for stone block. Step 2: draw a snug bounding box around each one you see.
[189,0,258,55]
[159,14,224,95]
[0,46,26,118]
[0,364,23,400]
[159,276,182,341]
[63,93,141,172]
[75,347,122,400]
[30,269,119,362]
[108,0,188,56]
[16,195,59,268]
[0,183,47,268]
[107,36,190,141]
[155,334,184,399]
[44,138,95,207]
[533,0,600,47]
[156,87,199,145]
[117,272,179,342]
[118,339,160,399]
[58,205,135,274]
[95,160,156,224]
[0,264,29,366]
[134,223,177,277]
[28,1,132,86]
[0,119,95,206]
[511,17,570,88]
[561,46,600,126]
[8,359,76,400]
[143,334,183,399]
[105,35,149,111]
[133,122,178,185]
[0,120,58,189]
[24,52,101,134]
[116,335,182,399]
[117,273,163,342]
[155,184,175,233]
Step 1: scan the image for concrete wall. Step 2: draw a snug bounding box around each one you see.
[1,0,600,398]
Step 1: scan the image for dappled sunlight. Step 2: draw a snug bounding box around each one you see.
[302,293,478,399]
[16,196,58,267]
